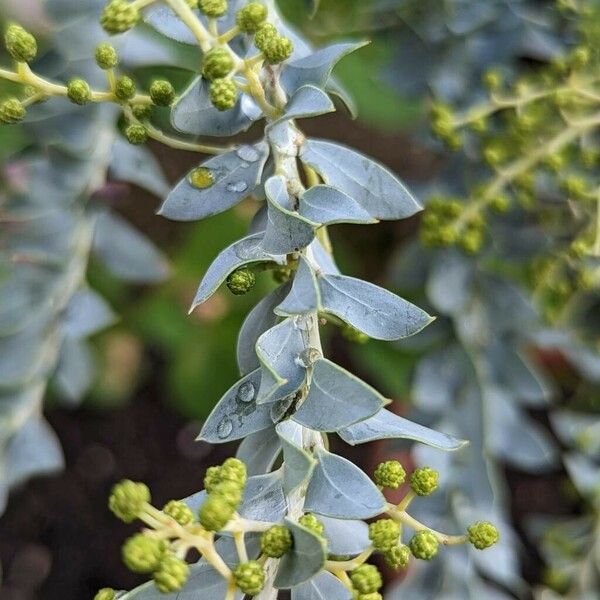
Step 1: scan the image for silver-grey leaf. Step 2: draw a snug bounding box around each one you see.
[255,317,308,404]
[299,185,377,225]
[274,517,327,588]
[299,139,421,220]
[291,571,353,600]
[338,408,467,450]
[261,175,316,255]
[237,285,290,375]
[320,274,433,340]
[304,448,385,519]
[198,369,272,443]
[236,428,281,476]
[158,142,269,221]
[319,515,371,557]
[276,420,316,493]
[270,85,334,126]
[292,359,387,432]
[171,76,262,137]
[190,233,285,310]
[276,256,320,316]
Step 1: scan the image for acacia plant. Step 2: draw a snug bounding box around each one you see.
[1,1,500,598]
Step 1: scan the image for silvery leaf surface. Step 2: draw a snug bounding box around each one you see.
[190,233,286,309]
[159,142,269,221]
[276,420,316,493]
[292,359,387,432]
[198,369,272,443]
[171,76,262,137]
[299,138,422,220]
[290,571,353,600]
[274,517,327,588]
[304,448,386,519]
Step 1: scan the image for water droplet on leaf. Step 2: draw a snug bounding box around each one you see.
[188,167,214,189]
[226,181,248,193]
[236,381,255,403]
[217,417,233,439]
[236,145,260,162]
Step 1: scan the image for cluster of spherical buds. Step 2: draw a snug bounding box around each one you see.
[419,195,496,254]
[201,2,293,112]
[97,457,317,598]
[368,460,499,569]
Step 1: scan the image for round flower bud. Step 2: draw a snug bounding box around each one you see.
[410,467,439,496]
[261,34,293,65]
[350,564,382,594]
[94,589,116,600]
[149,79,175,106]
[384,544,410,570]
[101,0,140,35]
[209,78,238,111]
[125,123,148,145]
[374,460,406,489]
[409,530,439,560]
[95,43,118,69]
[198,493,235,531]
[132,103,153,120]
[254,23,277,52]
[108,479,150,522]
[115,75,136,101]
[368,519,400,551]
[489,194,510,214]
[221,457,247,485]
[227,268,256,295]
[198,0,228,17]
[233,560,265,596]
[204,465,222,492]
[298,513,324,537]
[163,500,195,525]
[202,47,234,81]
[272,266,292,284]
[122,533,167,573]
[236,3,268,33]
[0,98,26,124]
[153,554,190,593]
[212,480,243,509]
[261,525,293,558]
[358,594,383,600]
[4,24,37,63]
[67,78,92,105]
[467,521,499,550]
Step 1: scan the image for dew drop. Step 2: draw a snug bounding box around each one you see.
[226,181,249,193]
[188,167,214,189]
[217,416,233,439]
[236,381,255,403]
[236,145,260,162]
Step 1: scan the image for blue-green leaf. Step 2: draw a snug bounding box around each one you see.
[158,143,269,221]
[319,516,370,557]
[191,233,286,309]
[299,139,421,220]
[261,176,316,255]
[63,288,115,339]
[171,76,262,137]
[236,428,281,476]
[291,571,353,600]
[304,448,385,519]
[274,518,327,588]
[109,137,169,198]
[93,211,169,283]
[271,85,335,126]
[144,5,198,44]
[281,42,368,95]
[198,369,272,443]
[299,185,377,225]
[320,274,433,340]
[292,359,386,432]
[276,256,320,316]
[237,285,289,375]
[276,420,316,493]
[338,408,467,450]
[255,318,308,404]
